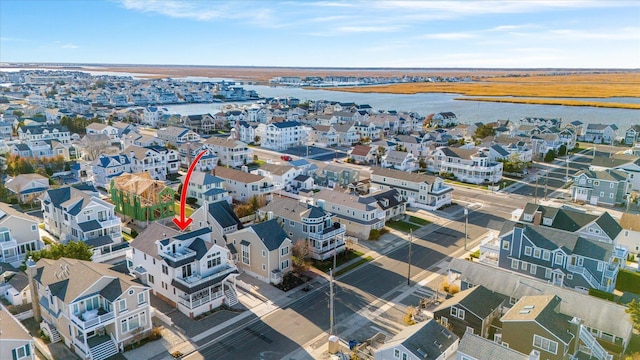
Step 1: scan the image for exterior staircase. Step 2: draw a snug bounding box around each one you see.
[225,289,238,306]
[89,336,119,360]
[40,321,61,343]
[578,325,613,360]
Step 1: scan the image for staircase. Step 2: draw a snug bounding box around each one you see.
[40,321,61,343]
[89,337,118,360]
[578,325,613,360]
[225,289,238,307]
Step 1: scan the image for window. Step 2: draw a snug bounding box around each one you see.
[242,244,250,265]
[533,334,558,354]
[281,260,289,270]
[281,246,289,256]
[118,299,126,312]
[533,248,541,258]
[120,311,147,334]
[148,274,154,284]
[394,349,400,358]
[567,274,573,280]
[594,181,600,186]
[530,264,537,274]
[262,264,266,271]
[545,268,552,279]
[450,307,465,320]
[402,353,408,360]
[600,191,604,198]
[31,224,37,231]
[13,344,31,359]
[597,262,604,271]
[524,246,532,256]
[555,253,563,265]
[502,241,510,250]
[521,262,528,271]
[162,265,168,275]
[511,259,519,269]
[262,250,266,257]
[610,183,614,188]
[138,292,145,305]
[466,326,474,334]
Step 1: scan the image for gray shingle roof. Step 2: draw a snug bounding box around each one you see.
[458,333,529,360]
[381,320,458,360]
[208,201,242,229]
[433,285,506,320]
[250,219,289,251]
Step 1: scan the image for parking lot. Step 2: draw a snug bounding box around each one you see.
[280,145,348,161]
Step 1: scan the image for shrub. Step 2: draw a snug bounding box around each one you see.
[130,229,138,238]
[404,305,417,325]
[441,281,450,293]
[449,285,460,294]
[588,288,615,301]
[149,326,163,341]
[369,229,381,241]
[186,197,198,206]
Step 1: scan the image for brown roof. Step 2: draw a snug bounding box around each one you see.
[214,166,264,183]
[351,145,373,157]
[620,213,640,231]
[0,306,31,341]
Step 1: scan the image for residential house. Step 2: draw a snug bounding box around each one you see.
[225,219,292,285]
[395,134,428,157]
[456,332,538,360]
[125,145,180,180]
[28,257,152,359]
[313,164,359,188]
[348,145,376,165]
[618,213,640,255]
[91,154,132,189]
[142,106,168,128]
[85,123,120,141]
[433,285,506,339]
[566,120,584,137]
[373,320,459,360]
[5,173,50,204]
[257,197,346,261]
[190,201,243,239]
[1,267,32,306]
[213,167,275,203]
[624,125,640,145]
[311,189,386,240]
[182,113,216,133]
[353,122,381,141]
[156,126,200,146]
[370,167,453,210]
[517,203,623,245]
[41,186,123,247]
[258,121,305,150]
[583,124,618,144]
[448,258,634,357]
[110,172,175,224]
[18,124,71,145]
[127,224,238,318]
[182,171,231,206]
[177,143,218,171]
[431,112,458,127]
[333,123,359,146]
[589,154,640,192]
[382,150,417,171]
[484,220,627,292]
[430,146,503,185]
[204,137,252,168]
[76,133,115,161]
[0,121,14,139]
[519,117,562,128]
[252,163,301,191]
[0,203,42,264]
[308,125,339,147]
[369,189,407,223]
[237,121,260,144]
[0,305,35,360]
[572,169,629,206]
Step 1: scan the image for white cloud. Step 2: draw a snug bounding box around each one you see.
[119,0,273,22]
[549,27,640,40]
[423,32,476,40]
[336,25,403,33]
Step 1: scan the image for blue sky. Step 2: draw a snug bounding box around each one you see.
[1,0,639,68]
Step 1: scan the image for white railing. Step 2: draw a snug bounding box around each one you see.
[177,289,223,309]
[173,266,237,289]
[70,311,115,330]
[161,247,196,262]
[98,218,121,228]
[567,264,601,290]
[579,325,613,360]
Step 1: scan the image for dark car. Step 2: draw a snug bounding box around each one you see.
[281,155,293,161]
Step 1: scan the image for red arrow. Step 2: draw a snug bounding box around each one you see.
[173,150,207,231]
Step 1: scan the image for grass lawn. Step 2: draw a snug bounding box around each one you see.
[174,202,194,217]
[616,269,640,294]
[335,256,374,277]
[312,249,364,273]
[122,232,134,242]
[408,216,431,226]
[626,333,640,355]
[386,220,421,233]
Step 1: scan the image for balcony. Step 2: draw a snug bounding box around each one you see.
[98,218,121,228]
[173,265,237,289]
[308,223,346,242]
[161,246,197,262]
[257,185,275,194]
[178,289,223,309]
[612,245,628,260]
[70,309,115,331]
[604,264,619,279]
[310,242,346,261]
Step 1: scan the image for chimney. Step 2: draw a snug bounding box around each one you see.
[533,210,542,226]
[26,257,41,323]
[267,211,274,220]
[528,350,540,360]
[241,165,248,173]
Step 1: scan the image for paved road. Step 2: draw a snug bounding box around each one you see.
[195,196,518,359]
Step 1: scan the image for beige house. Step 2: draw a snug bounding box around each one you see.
[28,257,152,360]
[213,166,276,203]
[312,189,386,240]
[618,213,640,255]
[226,219,292,285]
[5,173,50,204]
[0,305,35,360]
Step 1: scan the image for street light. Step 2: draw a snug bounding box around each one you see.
[464,207,469,250]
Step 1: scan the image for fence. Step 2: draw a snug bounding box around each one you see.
[151,306,173,327]
[14,309,34,320]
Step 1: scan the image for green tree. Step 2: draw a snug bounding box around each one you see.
[376,146,387,164]
[557,144,567,157]
[165,142,177,150]
[26,240,94,262]
[418,158,427,169]
[544,149,557,162]
[626,299,640,332]
[12,110,24,118]
[473,124,496,139]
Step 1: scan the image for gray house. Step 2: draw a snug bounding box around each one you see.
[572,169,629,206]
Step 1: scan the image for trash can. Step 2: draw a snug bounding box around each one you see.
[328,335,340,354]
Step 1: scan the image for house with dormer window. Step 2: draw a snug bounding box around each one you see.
[125,145,179,180]
[257,197,346,261]
[127,224,238,318]
[91,154,132,189]
[583,124,618,144]
[177,143,218,172]
[203,137,251,168]
[429,146,502,185]
[182,171,230,206]
[225,219,292,285]
[156,126,200,146]
[28,257,151,360]
[572,169,629,206]
[487,221,627,293]
[0,203,42,264]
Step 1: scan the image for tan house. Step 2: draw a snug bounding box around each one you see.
[28,257,152,360]
[5,173,50,204]
[618,212,640,255]
[226,219,292,285]
[0,305,35,360]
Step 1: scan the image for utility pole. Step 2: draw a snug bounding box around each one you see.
[329,268,334,335]
[407,229,413,285]
[535,175,539,205]
[565,154,569,184]
[544,164,549,200]
[464,207,469,250]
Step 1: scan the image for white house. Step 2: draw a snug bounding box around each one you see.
[370,167,453,210]
[91,154,132,189]
[213,167,276,203]
[382,150,417,172]
[125,145,180,180]
[0,203,42,264]
[5,173,50,204]
[618,213,640,255]
[127,224,239,318]
[204,137,252,168]
[183,171,231,206]
[251,163,301,192]
[429,146,503,184]
[156,126,200,146]
[259,121,305,150]
[0,305,35,360]
[373,320,459,360]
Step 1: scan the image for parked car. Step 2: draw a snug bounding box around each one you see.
[281,155,293,161]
